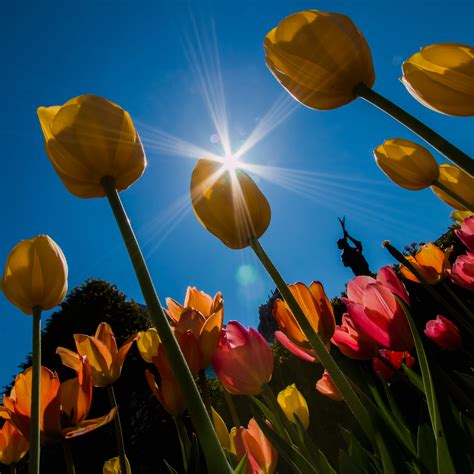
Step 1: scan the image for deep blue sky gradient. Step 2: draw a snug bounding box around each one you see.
[1,0,473,389]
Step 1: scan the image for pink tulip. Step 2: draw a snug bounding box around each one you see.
[316,370,343,401]
[372,349,415,381]
[212,321,273,395]
[447,252,474,291]
[344,266,413,351]
[331,314,378,360]
[425,315,462,351]
[455,216,474,251]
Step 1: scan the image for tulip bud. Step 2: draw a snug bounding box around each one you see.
[401,43,474,117]
[431,164,474,211]
[264,10,375,110]
[315,371,343,401]
[190,159,271,249]
[277,384,309,429]
[37,95,146,199]
[447,252,474,291]
[2,235,68,315]
[374,139,439,190]
[424,315,462,351]
[455,215,474,251]
[137,328,161,363]
[103,456,131,474]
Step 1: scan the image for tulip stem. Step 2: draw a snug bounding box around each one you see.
[249,238,375,445]
[101,176,231,474]
[441,282,474,320]
[173,416,191,470]
[433,180,474,212]
[62,441,76,474]
[223,391,240,428]
[354,83,474,177]
[198,370,212,417]
[382,241,474,333]
[107,386,128,474]
[29,306,42,474]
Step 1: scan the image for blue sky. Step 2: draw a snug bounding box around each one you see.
[1,0,473,388]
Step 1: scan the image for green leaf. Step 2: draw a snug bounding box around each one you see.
[250,395,288,441]
[339,426,379,474]
[232,453,248,474]
[164,460,179,474]
[417,423,436,474]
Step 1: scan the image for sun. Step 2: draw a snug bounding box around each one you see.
[221,154,240,172]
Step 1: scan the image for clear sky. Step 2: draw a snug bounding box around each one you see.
[1,0,473,389]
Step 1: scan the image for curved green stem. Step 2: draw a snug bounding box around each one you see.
[249,239,375,445]
[433,180,474,212]
[29,306,42,474]
[62,441,76,474]
[223,391,240,428]
[107,386,128,474]
[101,176,231,474]
[173,416,191,471]
[198,370,212,417]
[355,83,474,177]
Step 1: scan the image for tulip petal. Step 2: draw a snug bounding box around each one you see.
[95,322,119,359]
[274,331,317,362]
[200,310,223,369]
[74,334,113,386]
[63,407,117,439]
[56,347,82,372]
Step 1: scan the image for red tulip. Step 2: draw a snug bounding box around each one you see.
[345,267,413,351]
[212,321,273,395]
[424,315,462,351]
[315,371,343,401]
[372,350,415,381]
[447,252,474,291]
[455,215,474,251]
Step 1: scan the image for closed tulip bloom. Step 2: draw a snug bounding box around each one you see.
[230,418,278,474]
[447,252,474,291]
[451,210,473,226]
[191,159,271,249]
[56,322,136,387]
[0,421,29,466]
[455,215,474,251]
[345,267,413,351]
[212,321,273,395]
[273,282,336,362]
[137,327,161,363]
[373,350,415,382]
[211,407,231,450]
[374,139,439,190]
[277,384,309,429]
[103,455,131,474]
[264,10,375,110]
[316,371,343,401]
[432,164,474,211]
[37,94,146,199]
[424,315,462,351]
[401,43,474,117]
[2,235,68,315]
[400,243,451,285]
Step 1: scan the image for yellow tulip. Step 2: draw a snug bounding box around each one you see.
[103,455,131,474]
[402,43,474,117]
[432,164,474,210]
[137,328,161,363]
[277,384,309,429]
[451,210,473,226]
[1,235,68,315]
[37,94,146,198]
[190,159,271,249]
[374,139,439,190]
[211,407,230,450]
[264,10,375,110]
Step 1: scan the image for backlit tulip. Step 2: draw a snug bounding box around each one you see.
[264,10,375,110]
[401,43,474,117]
[2,360,115,444]
[400,243,451,285]
[103,456,131,474]
[0,421,29,466]
[424,315,462,351]
[56,322,136,387]
[211,407,230,450]
[166,287,224,369]
[372,350,415,382]
[212,321,273,395]
[190,159,271,249]
[331,314,378,360]
[277,384,309,429]
[316,371,343,401]
[432,164,474,211]
[374,139,439,190]
[273,281,336,362]
[447,252,474,291]
[2,235,68,315]
[344,267,413,351]
[230,418,278,474]
[455,215,474,251]
[37,94,146,198]
[451,210,473,226]
[137,327,161,363]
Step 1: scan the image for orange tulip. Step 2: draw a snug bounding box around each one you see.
[2,359,115,444]
[400,243,451,284]
[273,282,336,362]
[165,287,224,369]
[0,421,29,466]
[56,322,136,387]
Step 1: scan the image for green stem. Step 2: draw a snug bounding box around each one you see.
[28,306,42,474]
[249,239,375,444]
[383,241,474,334]
[62,441,76,474]
[101,176,230,474]
[433,180,474,212]
[199,370,212,417]
[441,282,474,320]
[355,83,474,176]
[223,390,240,428]
[173,416,191,471]
[107,386,128,474]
